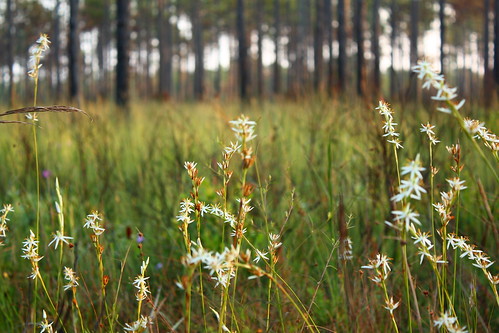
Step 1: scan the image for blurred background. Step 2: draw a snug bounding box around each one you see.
[0,0,497,106]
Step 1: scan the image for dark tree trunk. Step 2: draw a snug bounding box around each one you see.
[494,0,499,85]
[158,0,170,99]
[116,0,130,107]
[144,4,153,97]
[192,0,204,100]
[99,0,111,98]
[390,0,397,99]
[372,0,381,96]
[286,0,295,94]
[256,0,264,98]
[409,0,419,98]
[484,0,491,105]
[273,0,281,94]
[6,0,14,106]
[52,0,61,100]
[410,0,419,66]
[313,0,324,92]
[324,0,333,96]
[296,0,310,94]
[68,0,79,101]
[354,0,364,96]
[214,0,222,96]
[237,0,249,100]
[337,0,346,92]
[439,0,445,74]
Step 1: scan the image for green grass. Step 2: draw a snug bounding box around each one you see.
[0,96,497,332]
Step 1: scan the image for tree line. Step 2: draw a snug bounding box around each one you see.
[1,0,498,106]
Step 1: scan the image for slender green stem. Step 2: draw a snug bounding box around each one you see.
[429,143,437,253]
[219,285,229,333]
[451,163,461,304]
[32,72,41,333]
[185,281,191,333]
[392,146,412,332]
[37,271,67,332]
[381,281,400,333]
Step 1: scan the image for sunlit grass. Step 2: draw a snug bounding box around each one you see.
[0,90,497,331]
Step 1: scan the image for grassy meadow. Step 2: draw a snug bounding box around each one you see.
[0,91,498,332]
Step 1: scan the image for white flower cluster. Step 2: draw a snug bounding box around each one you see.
[182,242,243,288]
[433,310,468,333]
[392,154,427,202]
[389,155,426,231]
[376,101,403,149]
[48,230,73,249]
[176,199,195,225]
[124,315,150,332]
[21,230,43,279]
[446,233,496,284]
[361,253,392,284]
[39,309,54,333]
[412,60,465,114]
[408,224,446,266]
[268,233,282,252]
[202,200,253,239]
[229,115,257,143]
[463,118,499,153]
[362,253,400,315]
[433,177,467,227]
[28,33,50,79]
[83,211,105,235]
[133,258,151,301]
[63,266,79,291]
[420,123,440,146]
[0,204,13,246]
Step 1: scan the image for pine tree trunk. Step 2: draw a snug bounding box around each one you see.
[237,0,249,100]
[390,0,397,99]
[6,0,14,106]
[116,0,130,107]
[52,0,61,100]
[354,0,364,96]
[68,0,80,101]
[273,0,281,94]
[484,0,491,106]
[193,0,204,100]
[214,0,222,97]
[313,0,324,92]
[324,0,333,96]
[158,0,168,99]
[439,0,445,74]
[256,0,264,98]
[338,0,346,92]
[372,0,381,96]
[494,0,499,85]
[409,0,419,99]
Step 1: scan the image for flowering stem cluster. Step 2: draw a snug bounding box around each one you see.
[265,233,282,330]
[63,266,84,331]
[412,60,499,182]
[0,204,13,246]
[27,34,50,330]
[446,233,498,306]
[83,211,110,328]
[361,254,400,333]
[21,230,61,331]
[131,258,151,326]
[421,123,440,251]
[433,309,468,333]
[183,160,209,330]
